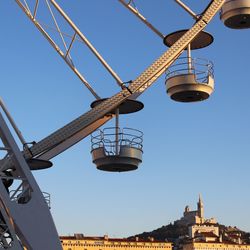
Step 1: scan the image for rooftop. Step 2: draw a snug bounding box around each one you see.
[60,235,168,243]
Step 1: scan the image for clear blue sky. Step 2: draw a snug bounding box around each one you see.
[1,1,250,237]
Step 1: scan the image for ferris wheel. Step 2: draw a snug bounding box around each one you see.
[0,0,249,249]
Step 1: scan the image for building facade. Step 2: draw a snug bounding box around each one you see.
[183,242,250,250]
[189,224,220,239]
[60,235,172,250]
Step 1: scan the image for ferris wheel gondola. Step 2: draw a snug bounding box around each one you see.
[220,0,250,29]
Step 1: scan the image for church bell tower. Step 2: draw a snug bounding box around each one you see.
[197,194,204,219]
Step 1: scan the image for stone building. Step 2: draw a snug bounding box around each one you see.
[189,224,220,240]
[175,195,216,227]
[177,196,250,250]
[60,234,172,250]
[182,242,250,250]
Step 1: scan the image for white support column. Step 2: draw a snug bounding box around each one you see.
[175,0,198,20]
[187,44,192,73]
[115,109,119,155]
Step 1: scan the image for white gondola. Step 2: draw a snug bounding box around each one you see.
[90,99,143,172]
[164,30,214,102]
[165,58,214,102]
[220,0,250,29]
[91,127,143,172]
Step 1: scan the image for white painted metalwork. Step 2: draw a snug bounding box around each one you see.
[45,0,74,64]
[220,0,250,29]
[90,98,144,172]
[15,0,100,99]
[9,0,225,163]
[187,44,192,73]
[165,57,214,102]
[119,0,199,41]
[118,0,165,39]
[115,109,120,155]
[14,0,126,98]
[49,0,124,88]
[1,0,225,248]
[91,127,143,156]
[166,57,214,82]
[175,0,199,20]
[91,127,143,172]
[43,191,51,209]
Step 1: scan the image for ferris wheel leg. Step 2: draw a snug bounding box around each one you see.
[0,112,62,250]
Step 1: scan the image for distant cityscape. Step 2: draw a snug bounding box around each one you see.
[61,196,250,250]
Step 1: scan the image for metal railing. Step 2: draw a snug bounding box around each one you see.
[91,127,143,156]
[9,188,51,209]
[165,57,214,83]
[43,192,51,209]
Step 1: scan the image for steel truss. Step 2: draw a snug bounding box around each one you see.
[0,111,62,249]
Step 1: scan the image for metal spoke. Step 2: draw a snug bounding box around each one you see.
[119,0,165,39]
[45,0,73,63]
[174,0,198,20]
[50,0,124,88]
[15,0,100,99]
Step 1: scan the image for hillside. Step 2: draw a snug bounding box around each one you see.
[129,223,250,244]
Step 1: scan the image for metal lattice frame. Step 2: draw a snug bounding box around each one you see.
[9,0,226,163]
[15,0,127,99]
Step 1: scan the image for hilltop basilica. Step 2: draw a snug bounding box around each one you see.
[175,195,217,226]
